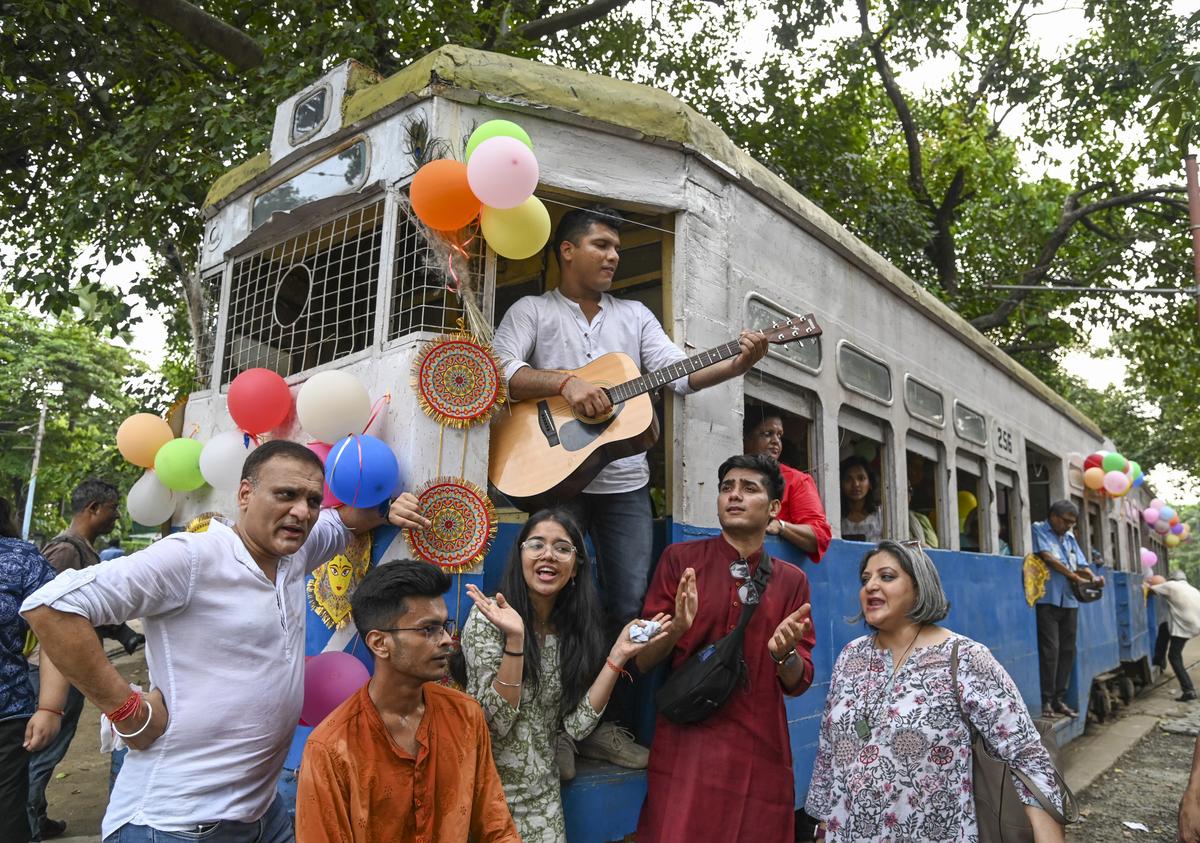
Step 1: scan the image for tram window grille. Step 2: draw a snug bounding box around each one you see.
[389,213,485,339]
[220,200,383,386]
[194,269,222,391]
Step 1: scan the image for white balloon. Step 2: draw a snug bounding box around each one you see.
[296,370,371,444]
[199,431,258,491]
[127,470,177,526]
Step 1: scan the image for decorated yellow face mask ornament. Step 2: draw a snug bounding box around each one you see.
[307,533,373,629]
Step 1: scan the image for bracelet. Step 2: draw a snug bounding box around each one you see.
[107,690,142,723]
[503,649,524,657]
[556,373,576,394]
[770,647,797,666]
[493,677,522,688]
[112,699,154,739]
[37,707,64,717]
[605,658,632,682]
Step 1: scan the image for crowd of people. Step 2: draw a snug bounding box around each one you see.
[0,204,1147,842]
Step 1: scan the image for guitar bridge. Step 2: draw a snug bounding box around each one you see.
[536,400,561,447]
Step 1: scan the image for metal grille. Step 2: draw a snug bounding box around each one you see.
[389,211,486,340]
[221,200,383,385]
[194,269,222,390]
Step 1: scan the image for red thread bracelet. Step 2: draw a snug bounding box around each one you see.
[605,658,632,683]
[557,373,575,395]
[107,690,142,723]
[37,707,64,717]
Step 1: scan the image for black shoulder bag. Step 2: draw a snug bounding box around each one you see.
[655,553,773,725]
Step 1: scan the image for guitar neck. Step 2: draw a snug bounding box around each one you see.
[606,339,743,405]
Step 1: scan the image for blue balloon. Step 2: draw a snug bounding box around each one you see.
[1161,505,1177,521]
[1133,474,1145,487]
[325,434,401,508]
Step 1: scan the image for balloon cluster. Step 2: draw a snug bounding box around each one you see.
[1079,451,1143,498]
[409,120,550,260]
[1142,498,1192,549]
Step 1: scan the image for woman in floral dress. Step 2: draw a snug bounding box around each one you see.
[461,510,670,843]
[806,540,1066,842]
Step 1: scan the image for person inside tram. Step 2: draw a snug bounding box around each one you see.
[906,483,938,548]
[742,410,831,562]
[839,455,883,543]
[958,490,980,551]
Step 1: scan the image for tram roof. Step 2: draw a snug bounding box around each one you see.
[204,45,1101,438]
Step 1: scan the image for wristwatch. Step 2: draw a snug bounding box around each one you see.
[377,496,396,518]
[771,647,798,667]
[771,519,791,536]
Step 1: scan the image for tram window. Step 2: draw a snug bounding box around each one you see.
[744,399,813,476]
[1108,521,1119,571]
[957,464,985,551]
[953,401,987,446]
[995,479,1016,555]
[1070,494,1086,556]
[747,296,820,373]
[836,342,892,403]
[906,449,940,548]
[904,376,945,427]
[839,429,886,542]
[1087,501,1104,563]
[1025,448,1055,523]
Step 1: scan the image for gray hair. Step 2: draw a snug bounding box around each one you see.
[853,540,951,626]
[1048,499,1079,519]
[1170,569,1188,582]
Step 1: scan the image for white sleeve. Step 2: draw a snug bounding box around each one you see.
[491,297,539,381]
[635,303,693,395]
[20,535,196,624]
[302,509,354,575]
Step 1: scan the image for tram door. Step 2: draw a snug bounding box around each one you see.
[1025,444,1060,524]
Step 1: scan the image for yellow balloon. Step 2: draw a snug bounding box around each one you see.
[1166,533,1182,548]
[116,413,175,468]
[481,196,551,260]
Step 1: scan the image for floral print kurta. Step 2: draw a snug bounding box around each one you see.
[462,606,603,843]
[805,632,1062,842]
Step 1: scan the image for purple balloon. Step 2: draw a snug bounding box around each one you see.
[467,136,539,209]
[1172,523,1185,535]
[301,651,370,727]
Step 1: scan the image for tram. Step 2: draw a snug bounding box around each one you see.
[180,45,1166,841]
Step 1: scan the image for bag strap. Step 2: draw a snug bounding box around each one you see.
[951,639,1077,824]
[731,552,773,634]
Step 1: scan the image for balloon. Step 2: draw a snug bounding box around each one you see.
[467,136,539,209]
[305,441,342,507]
[1101,452,1127,473]
[126,470,177,526]
[1172,523,1185,535]
[325,434,401,508]
[1102,470,1130,495]
[116,414,175,468]
[480,196,551,260]
[1083,467,1105,491]
[199,431,257,491]
[1127,460,1141,478]
[1161,506,1177,521]
[957,491,978,531]
[1171,515,1182,527]
[1155,519,1172,534]
[228,368,292,434]
[1083,452,1104,471]
[1140,548,1158,567]
[466,120,533,161]
[1143,508,1160,525]
[1167,533,1182,548]
[1151,498,1166,510]
[296,370,371,444]
[410,159,481,231]
[301,652,370,728]
[154,438,206,492]
[1133,474,1145,487]
[1183,524,1193,539]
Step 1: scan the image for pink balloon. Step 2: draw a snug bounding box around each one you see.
[467,136,539,209]
[301,652,370,728]
[1102,470,1129,495]
[1143,508,1160,525]
[1140,548,1158,567]
[304,441,342,507]
[1150,497,1166,510]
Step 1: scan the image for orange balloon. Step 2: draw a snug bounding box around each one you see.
[1083,466,1105,491]
[410,160,480,231]
[117,413,175,468]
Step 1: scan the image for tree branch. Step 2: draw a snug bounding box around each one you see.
[118,0,263,72]
[966,0,1028,115]
[515,0,638,40]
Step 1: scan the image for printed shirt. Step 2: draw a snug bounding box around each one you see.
[0,538,56,721]
[1031,521,1084,608]
[20,509,350,839]
[295,682,520,843]
[779,462,832,563]
[461,605,604,843]
[805,633,1062,842]
[491,288,692,494]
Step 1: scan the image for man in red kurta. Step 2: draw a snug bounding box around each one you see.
[744,412,831,562]
[636,453,816,842]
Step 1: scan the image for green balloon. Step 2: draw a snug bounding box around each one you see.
[465,120,533,161]
[154,438,206,492]
[1129,460,1141,478]
[1101,452,1127,473]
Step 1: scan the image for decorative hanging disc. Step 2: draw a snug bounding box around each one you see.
[405,477,497,572]
[1022,553,1049,607]
[307,533,373,630]
[411,332,506,429]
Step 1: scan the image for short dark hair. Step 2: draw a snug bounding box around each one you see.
[742,409,783,441]
[0,496,19,539]
[350,559,452,635]
[717,453,785,502]
[1049,499,1079,519]
[552,205,625,266]
[240,439,324,485]
[71,478,118,515]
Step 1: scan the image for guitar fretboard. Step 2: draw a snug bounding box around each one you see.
[606,339,743,405]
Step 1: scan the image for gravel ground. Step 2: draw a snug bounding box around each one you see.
[1068,724,1193,842]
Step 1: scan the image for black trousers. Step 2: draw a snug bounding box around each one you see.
[1036,603,1077,706]
[0,718,32,843]
[1168,635,1196,695]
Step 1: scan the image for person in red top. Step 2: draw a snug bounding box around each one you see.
[635,453,816,843]
[744,412,831,562]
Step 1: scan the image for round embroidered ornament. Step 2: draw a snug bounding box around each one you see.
[405,478,497,572]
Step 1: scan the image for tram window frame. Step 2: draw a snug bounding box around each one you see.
[906,434,944,550]
[995,468,1020,555]
[956,451,988,552]
[838,409,891,542]
[746,293,821,375]
[836,340,893,405]
[903,375,945,428]
[952,400,987,446]
[1025,442,1060,524]
[1086,500,1104,564]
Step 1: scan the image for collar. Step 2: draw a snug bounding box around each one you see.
[715,533,767,567]
[551,287,609,312]
[210,517,289,576]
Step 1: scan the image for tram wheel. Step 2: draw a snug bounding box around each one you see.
[1091,685,1112,721]
[1119,676,1136,704]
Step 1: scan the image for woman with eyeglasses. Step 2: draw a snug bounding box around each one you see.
[460,509,671,843]
[804,540,1068,842]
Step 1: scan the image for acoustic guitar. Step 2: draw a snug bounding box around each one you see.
[488,313,822,511]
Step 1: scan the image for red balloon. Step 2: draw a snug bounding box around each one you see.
[1083,452,1104,471]
[1171,515,1181,527]
[228,368,292,434]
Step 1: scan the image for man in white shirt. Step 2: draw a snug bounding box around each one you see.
[21,439,428,842]
[492,205,767,767]
[1148,570,1200,702]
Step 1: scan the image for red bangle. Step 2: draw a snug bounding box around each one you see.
[557,373,575,394]
[37,707,64,717]
[107,690,143,723]
[605,658,632,682]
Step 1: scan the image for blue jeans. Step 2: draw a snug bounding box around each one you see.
[103,793,293,843]
[26,666,86,838]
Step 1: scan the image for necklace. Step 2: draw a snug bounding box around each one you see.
[854,624,923,741]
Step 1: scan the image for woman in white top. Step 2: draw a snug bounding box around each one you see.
[840,456,883,543]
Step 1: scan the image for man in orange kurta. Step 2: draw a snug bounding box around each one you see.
[296,560,518,843]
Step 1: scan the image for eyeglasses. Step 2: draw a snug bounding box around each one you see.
[521,539,577,561]
[729,558,760,605]
[375,620,457,640]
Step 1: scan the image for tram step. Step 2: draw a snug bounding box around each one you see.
[563,758,647,843]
